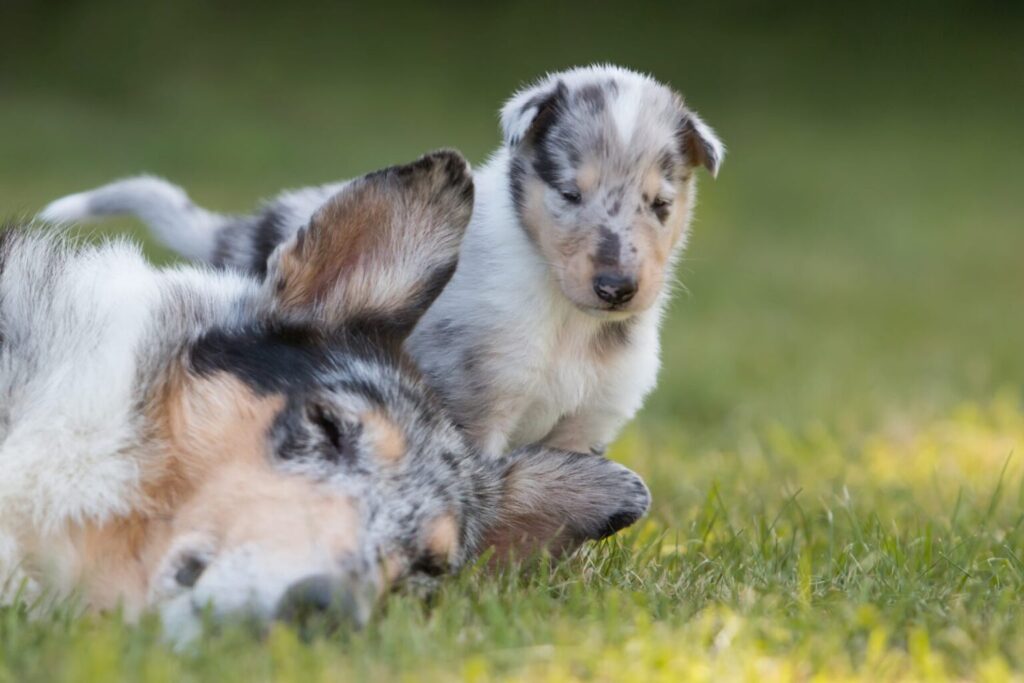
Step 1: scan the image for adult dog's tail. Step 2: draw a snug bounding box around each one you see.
[39,176,228,261]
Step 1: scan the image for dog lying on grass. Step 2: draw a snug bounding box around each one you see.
[2,151,650,641]
[42,64,724,458]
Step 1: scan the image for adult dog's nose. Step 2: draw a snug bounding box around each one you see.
[275,574,369,632]
[593,274,638,306]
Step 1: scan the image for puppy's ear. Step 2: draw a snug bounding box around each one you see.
[478,446,651,559]
[264,150,474,341]
[500,80,569,148]
[677,107,725,177]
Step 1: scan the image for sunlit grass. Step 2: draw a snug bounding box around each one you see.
[2,399,1023,681]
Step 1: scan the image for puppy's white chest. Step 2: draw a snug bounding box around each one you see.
[509,325,604,445]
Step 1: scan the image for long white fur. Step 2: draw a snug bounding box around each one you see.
[0,229,256,604]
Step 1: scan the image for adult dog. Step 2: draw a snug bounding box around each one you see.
[4,151,650,641]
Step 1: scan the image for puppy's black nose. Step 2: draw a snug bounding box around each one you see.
[593,274,638,306]
[276,574,367,632]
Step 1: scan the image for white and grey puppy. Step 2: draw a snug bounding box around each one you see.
[8,151,649,642]
[41,65,724,457]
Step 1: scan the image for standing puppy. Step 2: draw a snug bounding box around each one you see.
[41,65,724,457]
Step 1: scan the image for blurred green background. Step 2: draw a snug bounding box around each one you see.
[2,3,1023,679]
[2,0,1020,441]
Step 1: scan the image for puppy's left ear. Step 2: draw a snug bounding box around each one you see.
[500,79,569,148]
[264,150,474,341]
[477,446,652,559]
[677,108,725,177]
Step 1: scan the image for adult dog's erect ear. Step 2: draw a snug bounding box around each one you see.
[478,446,652,559]
[264,150,474,340]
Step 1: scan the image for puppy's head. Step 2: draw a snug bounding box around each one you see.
[144,151,649,642]
[503,65,724,317]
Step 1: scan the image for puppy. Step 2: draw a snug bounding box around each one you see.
[41,64,724,457]
[4,151,650,642]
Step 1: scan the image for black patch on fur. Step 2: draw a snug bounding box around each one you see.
[576,84,606,114]
[594,227,621,267]
[653,201,670,225]
[347,259,458,347]
[527,82,568,190]
[509,156,528,211]
[249,209,285,276]
[389,150,473,207]
[594,509,642,540]
[190,325,337,394]
[658,150,677,178]
[592,319,632,357]
[273,395,368,471]
[430,318,464,348]
[519,81,568,145]
[532,145,561,190]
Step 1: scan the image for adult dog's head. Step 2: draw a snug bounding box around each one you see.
[13,151,649,641]
[504,65,724,317]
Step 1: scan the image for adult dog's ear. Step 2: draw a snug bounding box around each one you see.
[500,79,569,148]
[264,150,474,340]
[676,105,725,178]
[478,446,652,559]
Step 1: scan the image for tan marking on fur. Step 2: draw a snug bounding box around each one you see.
[519,168,694,314]
[68,515,173,616]
[268,154,472,327]
[575,162,600,194]
[424,513,459,565]
[155,371,286,502]
[272,196,379,313]
[63,372,292,611]
[172,460,360,565]
[159,371,360,570]
[363,410,406,464]
[482,471,577,560]
[69,367,371,616]
[641,167,663,203]
[543,412,599,452]
[521,178,594,307]
[634,178,692,309]
[382,552,406,584]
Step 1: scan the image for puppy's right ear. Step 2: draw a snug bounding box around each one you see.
[263,150,473,342]
[500,80,568,148]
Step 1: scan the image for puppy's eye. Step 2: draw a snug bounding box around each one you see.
[560,190,582,204]
[174,555,207,588]
[650,197,671,210]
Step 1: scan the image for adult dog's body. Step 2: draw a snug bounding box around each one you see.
[42,65,724,457]
[4,151,650,640]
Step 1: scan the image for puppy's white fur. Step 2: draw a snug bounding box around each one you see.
[412,149,664,456]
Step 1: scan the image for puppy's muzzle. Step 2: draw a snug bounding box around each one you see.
[593,273,638,306]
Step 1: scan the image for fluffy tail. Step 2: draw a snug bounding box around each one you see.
[39,175,227,261]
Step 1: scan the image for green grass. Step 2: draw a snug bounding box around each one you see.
[1,2,1022,680]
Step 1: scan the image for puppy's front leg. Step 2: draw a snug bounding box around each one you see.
[542,408,627,456]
